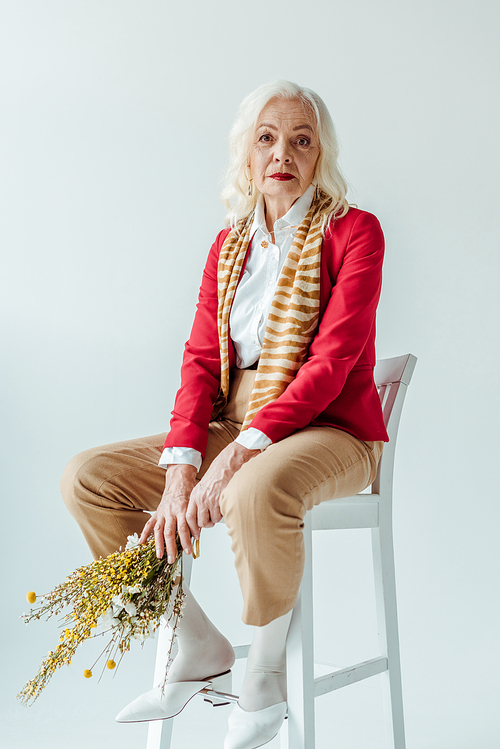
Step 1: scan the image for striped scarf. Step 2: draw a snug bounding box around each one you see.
[213,188,326,430]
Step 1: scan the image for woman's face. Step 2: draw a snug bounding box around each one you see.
[249,97,320,213]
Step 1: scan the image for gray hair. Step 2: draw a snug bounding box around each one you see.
[222,80,349,230]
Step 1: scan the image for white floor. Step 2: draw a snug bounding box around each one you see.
[5,523,500,749]
[4,656,391,749]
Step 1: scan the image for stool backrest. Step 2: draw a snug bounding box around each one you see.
[372,353,417,495]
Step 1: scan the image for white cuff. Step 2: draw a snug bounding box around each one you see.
[235,427,272,451]
[159,447,203,471]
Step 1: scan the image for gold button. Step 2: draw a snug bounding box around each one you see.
[261,240,268,248]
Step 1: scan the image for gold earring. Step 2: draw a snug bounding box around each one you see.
[245,167,253,196]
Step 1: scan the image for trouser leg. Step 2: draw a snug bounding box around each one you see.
[61,421,240,559]
[220,426,384,626]
[61,434,167,559]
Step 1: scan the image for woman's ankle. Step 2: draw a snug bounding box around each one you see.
[167,631,235,683]
[238,670,286,712]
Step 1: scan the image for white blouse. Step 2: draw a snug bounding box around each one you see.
[159,184,315,471]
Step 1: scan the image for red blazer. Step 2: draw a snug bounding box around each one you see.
[164,208,388,457]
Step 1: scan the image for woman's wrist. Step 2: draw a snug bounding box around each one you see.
[167,463,198,479]
[227,442,260,471]
[165,464,198,498]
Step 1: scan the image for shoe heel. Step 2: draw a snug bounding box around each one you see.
[203,670,233,707]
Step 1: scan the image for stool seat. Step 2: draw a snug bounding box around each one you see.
[146,354,417,749]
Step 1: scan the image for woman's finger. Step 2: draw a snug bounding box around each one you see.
[210,504,223,524]
[154,520,165,558]
[197,504,212,529]
[139,515,156,544]
[177,517,192,556]
[186,499,201,540]
[164,518,178,564]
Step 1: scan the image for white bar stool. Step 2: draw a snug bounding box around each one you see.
[146,353,417,749]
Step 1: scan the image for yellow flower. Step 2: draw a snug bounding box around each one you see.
[106,660,116,670]
[26,591,37,604]
[83,669,92,679]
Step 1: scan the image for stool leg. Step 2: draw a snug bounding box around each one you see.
[372,521,406,749]
[146,554,194,749]
[146,716,174,749]
[145,617,175,749]
[281,515,315,749]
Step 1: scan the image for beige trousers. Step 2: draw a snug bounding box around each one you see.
[61,370,383,626]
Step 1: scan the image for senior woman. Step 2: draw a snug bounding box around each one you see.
[61,80,388,749]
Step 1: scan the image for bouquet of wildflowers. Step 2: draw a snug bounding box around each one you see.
[17,533,197,706]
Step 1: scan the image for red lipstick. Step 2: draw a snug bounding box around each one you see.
[269,173,295,181]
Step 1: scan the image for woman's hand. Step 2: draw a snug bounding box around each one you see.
[139,444,259,562]
[186,442,259,531]
[139,464,198,562]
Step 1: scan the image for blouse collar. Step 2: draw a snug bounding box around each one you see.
[251,183,316,237]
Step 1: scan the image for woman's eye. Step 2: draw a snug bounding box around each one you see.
[296,137,310,146]
[259,134,272,143]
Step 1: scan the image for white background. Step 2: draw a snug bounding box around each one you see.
[1,1,499,748]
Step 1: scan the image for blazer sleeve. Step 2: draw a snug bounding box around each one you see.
[163,229,229,457]
[249,211,385,443]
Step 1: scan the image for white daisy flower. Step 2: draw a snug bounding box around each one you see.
[125,533,140,550]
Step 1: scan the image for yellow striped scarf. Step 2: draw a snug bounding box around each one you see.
[213,189,326,430]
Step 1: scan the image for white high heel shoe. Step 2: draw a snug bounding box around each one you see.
[224,701,287,749]
[115,670,232,723]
